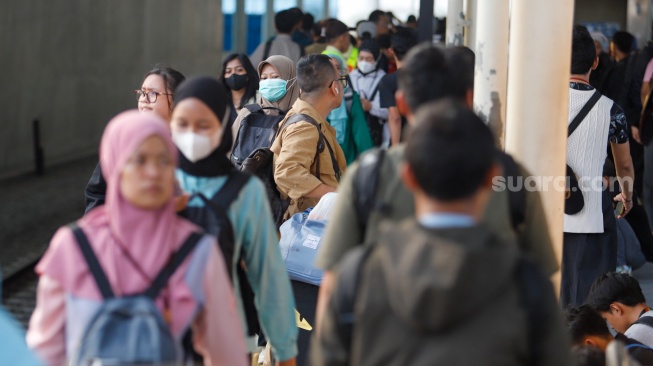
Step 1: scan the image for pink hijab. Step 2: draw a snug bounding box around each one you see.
[37,110,200,334]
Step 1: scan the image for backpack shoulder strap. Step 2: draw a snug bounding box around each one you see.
[633,315,653,329]
[369,82,381,101]
[335,245,374,357]
[263,37,274,61]
[211,171,251,212]
[496,151,526,232]
[144,232,204,299]
[354,148,386,237]
[69,223,114,299]
[568,90,601,137]
[244,104,262,114]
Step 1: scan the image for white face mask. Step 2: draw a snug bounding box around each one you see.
[357,60,376,74]
[172,131,221,163]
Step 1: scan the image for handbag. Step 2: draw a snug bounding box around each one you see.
[565,90,601,215]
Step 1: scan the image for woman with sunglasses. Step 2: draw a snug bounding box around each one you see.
[84,65,185,213]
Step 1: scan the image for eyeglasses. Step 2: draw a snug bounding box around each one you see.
[329,76,349,90]
[135,89,172,103]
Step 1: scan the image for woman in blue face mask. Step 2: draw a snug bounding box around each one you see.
[230,55,300,145]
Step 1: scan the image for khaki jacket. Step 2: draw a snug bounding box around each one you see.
[271,98,347,218]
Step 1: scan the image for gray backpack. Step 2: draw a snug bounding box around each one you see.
[69,224,202,366]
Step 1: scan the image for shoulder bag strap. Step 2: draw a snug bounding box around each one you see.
[69,223,114,299]
[568,90,602,137]
[144,232,204,299]
[263,37,274,61]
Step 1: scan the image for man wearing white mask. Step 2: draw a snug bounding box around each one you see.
[349,38,389,147]
[271,54,348,220]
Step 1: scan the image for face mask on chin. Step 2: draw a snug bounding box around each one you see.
[172,130,222,163]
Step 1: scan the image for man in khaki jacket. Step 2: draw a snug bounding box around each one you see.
[272,54,347,219]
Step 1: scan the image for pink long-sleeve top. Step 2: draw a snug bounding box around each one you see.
[26,226,247,366]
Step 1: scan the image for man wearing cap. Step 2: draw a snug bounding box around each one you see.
[349,38,389,147]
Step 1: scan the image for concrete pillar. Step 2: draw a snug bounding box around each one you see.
[418,0,435,43]
[234,0,247,53]
[627,0,652,49]
[324,0,330,19]
[473,0,509,148]
[446,0,465,46]
[505,0,575,291]
[464,0,477,51]
[264,0,275,42]
[297,0,303,9]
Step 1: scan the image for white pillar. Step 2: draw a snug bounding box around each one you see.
[473,0,509,148]
[264,0,275,42]
[234,0,247,53]
[464,0,477,51]
[505,0,575,291]
[446,0,464,46]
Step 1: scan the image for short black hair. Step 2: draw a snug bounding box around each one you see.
[565,305,612,344]
[573,345,606,366]
[586,272,647,312]
[445,46,475,99]
[407,15,417,24]
[397,44,452,112]
[275,10,297,34]
[391,29,418,61]
[145,64,185,95]
[297,54,338,95]
[220,53,259,109]
[572,25,597,75]
[377,33,392,49]
[612,31,635,54]
[405,99,496,201]
[302,13,315,32]
[369,10,386,24]
[325,19,349,42]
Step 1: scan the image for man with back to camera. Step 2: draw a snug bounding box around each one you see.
[562,25,634,307]
[314,43,559,330]
[311,100,572,366]
[586,272,653,348]
[250,9,304,67]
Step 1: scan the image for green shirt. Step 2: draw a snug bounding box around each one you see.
[316,145,559,276]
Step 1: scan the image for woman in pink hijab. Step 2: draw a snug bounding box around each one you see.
[26,111,247,366]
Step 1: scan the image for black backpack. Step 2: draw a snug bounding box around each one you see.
[234,111,341,227]
[180,171,260,338]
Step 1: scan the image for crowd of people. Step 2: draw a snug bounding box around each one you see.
[6,5,653,366]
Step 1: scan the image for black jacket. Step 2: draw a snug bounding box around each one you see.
[84,162,106,213]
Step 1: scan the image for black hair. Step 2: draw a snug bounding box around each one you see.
[612,31,635,54]
[573,345,606,366]
[325,19,349,42]
[407,15,417,24]
[397,43,452,112]
[297,54,338,95]
[406,99,496,202]
[275,10,297,34]
[572,25,597,75]
[391,28,418,61]
[219,53,259,109]
[144,64,185,112]
[144,64,186,95]
[586,272,647,312]
[377,33,392,49]
[565,305,612,344]
[369,10,386,24]
[302,13,315,32]
[445,46,475,99]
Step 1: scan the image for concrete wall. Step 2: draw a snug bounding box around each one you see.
[0,0,223,179]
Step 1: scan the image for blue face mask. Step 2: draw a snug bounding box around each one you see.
[259,78,288,102]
